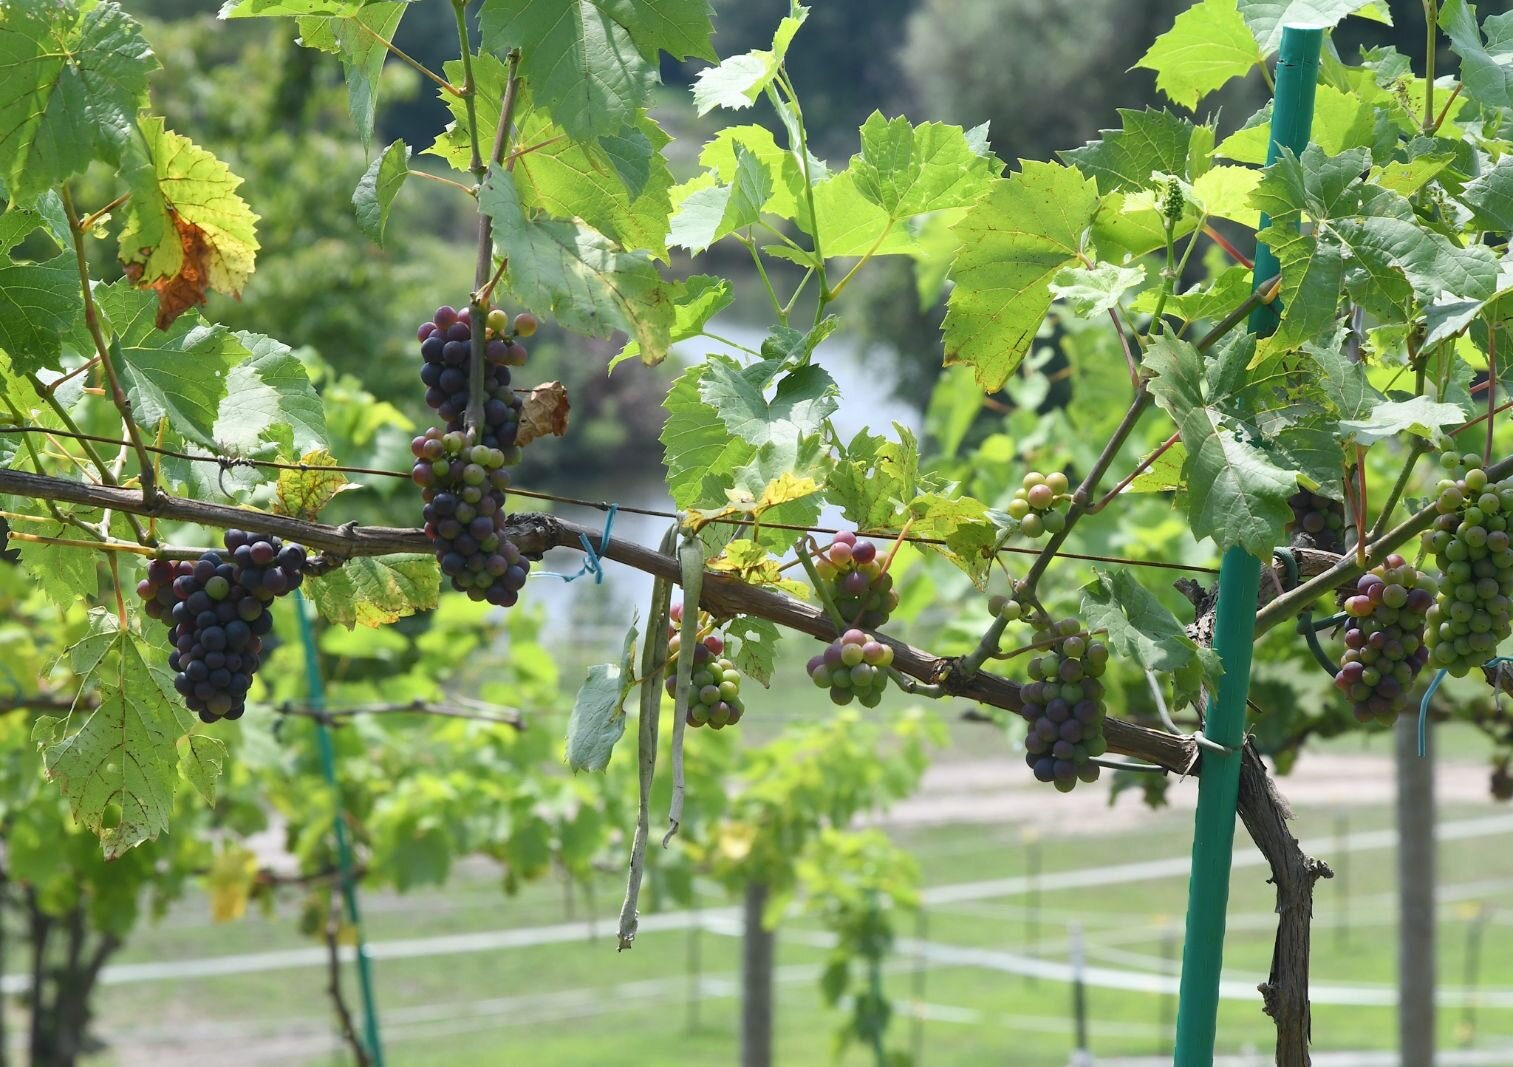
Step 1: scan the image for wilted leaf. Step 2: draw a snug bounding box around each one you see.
[515,381,571,447]
[273,449,358,520]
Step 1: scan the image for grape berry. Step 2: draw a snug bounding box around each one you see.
[1006,471,1068,540]
[807,629,892,707]
[1422,461,1513,676]
[136,530,308,723]
[415,304,532,605]
[813,531,899,629]
[1334,554,1434,724]
[1287,489,1345,553]
[1017,618,1108,792]
[664,603,746,728]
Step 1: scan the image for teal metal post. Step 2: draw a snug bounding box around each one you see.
[1171,25,1322,1067]
[294,589,387,1067]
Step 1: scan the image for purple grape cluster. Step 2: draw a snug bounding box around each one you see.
[806,629,892,707]
[414,304,535,606]
[136,530,307,723]
[813,531,898,629]
[1334,553,1434,725]
[1018,618,1108,792]
[1288,489,1346,553]
[663,603,746,728]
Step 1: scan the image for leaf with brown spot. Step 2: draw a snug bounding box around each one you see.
[515,381,571,447]
[273,449,359,520]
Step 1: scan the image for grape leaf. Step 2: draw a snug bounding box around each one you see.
[1191,164,1262,228]
[0,0,156,200]
[1061,109,1215,194]
[1136,0,1263,109]
[699,125,806,220]
[274,448,359,520]
[480,167,674,364]
[220,0,371,15]
[720,438,826,552]
[669,145,772,253]
[1338,396,1469,444]
[660,362,749,508]
[295,2,406,146]
[1130,264,1250,323]
[12,520,97,608]
[515,381,571,447]
[306,554,440,628]
[801,170,927,257]
[178,733,227,805]
[828,425,922,531]
[1050,262,1146,317]
[1216,85,1391,164]
[759,316,839,368]
[352,139,410,246]
[0,253,83,375]
[0,192,69,256]
[1460,155,1513,231]
[1440,0,1513,110]
[905,493,1000,587]
[118,116,261,329]
[698,361,837,449]
[691,4,805,114]
[1081,569,1222,711]
[611,274,731,368]
[725,616,780,687]
[35,615,187,858]
[941,162,1100,391]
[849,113,1000,220]
[92,282,245,448]
[479,0,716,141]
[1304,330,1382,420]
[566,659,630,772]
[1237,0,1390,54]
[1144,335,1297,557]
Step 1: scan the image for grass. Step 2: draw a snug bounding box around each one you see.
[57,796,1513,1067]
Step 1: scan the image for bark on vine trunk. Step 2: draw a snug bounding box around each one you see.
[1236,742,1333,1067]
[21,893,122,1067]
[1396,715,1436,1067]
[742,881,774,1067]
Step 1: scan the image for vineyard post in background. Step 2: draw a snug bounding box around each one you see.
[1171,24,1323,1067]
[295,590,386,1067]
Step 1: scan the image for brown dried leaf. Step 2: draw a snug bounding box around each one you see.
[515,381,571,447]
[123,210,215,329]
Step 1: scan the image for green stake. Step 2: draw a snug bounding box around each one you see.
[1171,25,1322,1067]
[295,589,387,1067]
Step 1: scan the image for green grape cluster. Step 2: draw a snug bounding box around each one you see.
[814,531,899,629]
[1006,471,1069,539]
[1422,457,1513,676]
[1018,618,1109,792]
[664,603,745,728]
[806,629,893,707]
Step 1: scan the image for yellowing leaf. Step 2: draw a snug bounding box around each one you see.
[274,449,358,520]
[206,845,260,923]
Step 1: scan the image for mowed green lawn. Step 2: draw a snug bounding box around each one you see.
[51,797,1513,1066]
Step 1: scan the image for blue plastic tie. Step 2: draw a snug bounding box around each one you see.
[529,504,616,585]
[1418,655,1513,757]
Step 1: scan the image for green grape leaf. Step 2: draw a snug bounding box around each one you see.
[480,167,674,364]
[35,616,187,858]
[178,733,227,805]
[1061,109,1215,194]
[725,615,780,688]
[0,253,83,375]
[1338,396,1469,444]
[1217,85,1391,164]
[1190,164,1262,227]
[479,0,715,140]
[1238,0,1390,54]
[660,362,750,508]
[1129,264,1250,323]
[220,0,371,15]
[759,316,839,367]
[352,139,410,246]
[669,144,772,253]
[306,554,440,628]
[800,169,926,257]
[721,437,826,553]
[942,162,1100,391]
[698,361,837,449]
[566,661,629,772]
[295,2,406,146]
[611,274,731,368]
[1050,262,1146,317]
[691,4,805,114]
[1440,0,1513,109]
[905,493,1000,588]
[118,116,261,329]
[1144,335,1297,556]
[0,0,157,200]
[92,282,245,448]
[849,113,1000,220]
[1254,224,1344,358]
[1460,155,1513,231]
[699,124,807,219]
[1136,0,1263,109]
[12,520,98,608]
[1273,422,1346,495]
[273,448,359,520]
[828,425,922,531]
[0,192,70,256]
[1081,569,1222,711]
[430,57,676,258]
[1304,330,1382,419]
